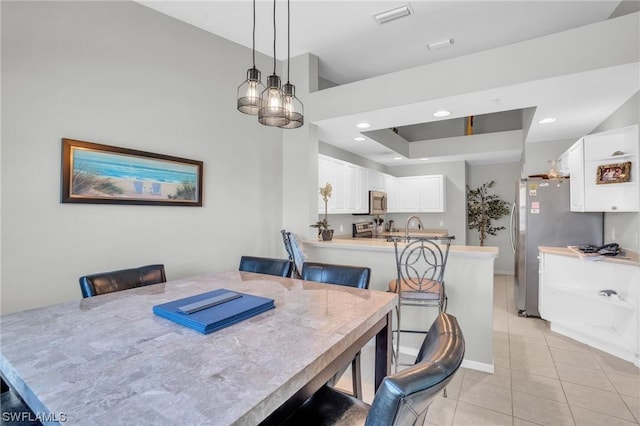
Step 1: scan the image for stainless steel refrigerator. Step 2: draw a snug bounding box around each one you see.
[511,178,603,317]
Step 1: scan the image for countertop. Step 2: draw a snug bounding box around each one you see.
[539,246,640,267]
[0,271,396,425]
[306,237,498,258]
[380,228,449,238]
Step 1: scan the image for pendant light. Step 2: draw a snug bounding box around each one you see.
[279,0,304,129]
[258,0,290,127]
[237,0,265,115]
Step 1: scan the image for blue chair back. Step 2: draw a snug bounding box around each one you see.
[79,264,166,298]
[301,262,370,289]
[239,256,292,277]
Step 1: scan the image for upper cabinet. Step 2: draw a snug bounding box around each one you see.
[367,169,386,192]
[318,155,446,214]
[566,125,639,213]
[397,175,446,213]
[567,138,586,212]
[385,174,399,213]
[318,155,367,214]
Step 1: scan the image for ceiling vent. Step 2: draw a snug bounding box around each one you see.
[374,5,412,25]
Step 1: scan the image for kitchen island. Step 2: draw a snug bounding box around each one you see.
[304,237,498,372]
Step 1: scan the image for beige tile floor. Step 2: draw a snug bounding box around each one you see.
[336,275,640,425]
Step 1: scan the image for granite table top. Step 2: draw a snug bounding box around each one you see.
[0,271,397,425]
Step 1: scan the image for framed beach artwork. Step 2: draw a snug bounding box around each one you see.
[61,139,203,206]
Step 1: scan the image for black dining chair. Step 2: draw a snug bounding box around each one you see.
[79,264,167,298]
[282,312,465,426]
[301,261,371,399]
[238,256,292,277]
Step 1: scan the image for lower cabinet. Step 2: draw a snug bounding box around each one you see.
[538,248,639,367]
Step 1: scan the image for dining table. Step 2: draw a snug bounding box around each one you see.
[0,271,397,425]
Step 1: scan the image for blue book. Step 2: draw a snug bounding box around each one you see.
[153,289,275,334]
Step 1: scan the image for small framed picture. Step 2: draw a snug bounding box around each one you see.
[596,162,631,185]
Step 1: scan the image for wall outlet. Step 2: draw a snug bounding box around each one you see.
[611,229,615,241]
[339,225,344,233]
[439,220,444,227]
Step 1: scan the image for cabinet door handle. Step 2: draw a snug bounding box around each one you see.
[509,202,516,254]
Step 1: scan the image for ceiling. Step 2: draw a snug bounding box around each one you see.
[137,1,639,166]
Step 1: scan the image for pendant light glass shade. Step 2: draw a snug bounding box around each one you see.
[279,82,303,129]
[237,0,263,115]
[237,67,266,115]
[258,74,289,127]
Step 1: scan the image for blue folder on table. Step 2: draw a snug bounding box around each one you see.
[153,289,275,334]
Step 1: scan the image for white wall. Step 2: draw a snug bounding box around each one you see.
[467,162,521,274]
[524,139,576,176]
[1,1,285,313]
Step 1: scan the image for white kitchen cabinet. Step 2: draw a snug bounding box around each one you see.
[367,169,386,192]
[318,155,336,213]
[354,166,367,213]
[420,175,446,212]
[397,177,422,212]
[565,125,639,213]
[318,155,367,214]
[385,174,399,213]
[567,138,585,212]
[397,175,446,213]
[583,125,639,212]
[538,247,639,367]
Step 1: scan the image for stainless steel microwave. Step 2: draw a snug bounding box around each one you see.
[369,191,387,215]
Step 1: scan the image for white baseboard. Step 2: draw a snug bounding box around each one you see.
[461,359,494,373]
[399,345,494,373]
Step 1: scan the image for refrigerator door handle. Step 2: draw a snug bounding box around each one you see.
[509,202,516,253]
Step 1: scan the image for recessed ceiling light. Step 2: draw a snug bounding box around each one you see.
[426,38,454,51]
[420,157,429,161]
[356,122,371,129]
[354,137,365,142]
[433,110,451,117]
[373,5,412,25]
[393,157,402,160]
[538,117,557,124]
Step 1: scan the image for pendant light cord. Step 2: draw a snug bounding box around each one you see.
[252,0,256,67]
[286,0,290,83]
[272,0,277,75]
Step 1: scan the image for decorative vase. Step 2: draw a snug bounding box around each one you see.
[321,229,334,241]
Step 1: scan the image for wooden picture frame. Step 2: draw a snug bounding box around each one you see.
[61,138,203,206]
[596,162,631,185]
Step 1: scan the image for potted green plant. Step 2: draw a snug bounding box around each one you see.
[466,180,510,246]
[311,182,333,241]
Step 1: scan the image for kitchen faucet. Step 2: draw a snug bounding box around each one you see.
[405,215,424,239]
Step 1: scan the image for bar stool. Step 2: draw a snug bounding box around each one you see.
[389,236,454,372]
